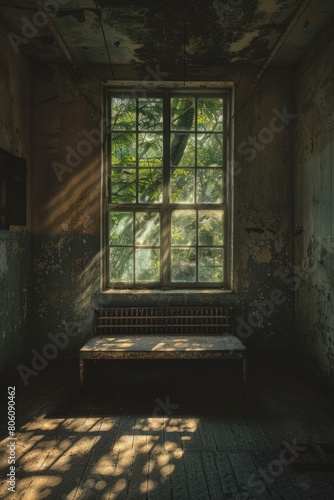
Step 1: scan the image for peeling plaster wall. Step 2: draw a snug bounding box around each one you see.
[0,22,32,375]
[31,64,293,355]
[0,230,31,375]
[31,64,101,355]
[294,23,334,385]
[234,68,294,349]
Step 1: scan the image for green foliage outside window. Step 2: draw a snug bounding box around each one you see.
[107,93,227,286]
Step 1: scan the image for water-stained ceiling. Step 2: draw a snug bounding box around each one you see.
[0,0,334,79]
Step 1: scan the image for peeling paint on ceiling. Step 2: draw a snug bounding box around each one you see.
[230,30,261,53]
[0,0,333,74]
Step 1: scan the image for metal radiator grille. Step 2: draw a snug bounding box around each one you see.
[95,307,231,335]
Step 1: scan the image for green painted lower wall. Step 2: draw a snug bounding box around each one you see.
[0,230,32,374]
[31,233,100,355]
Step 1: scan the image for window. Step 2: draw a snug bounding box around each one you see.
[105,87,232,288]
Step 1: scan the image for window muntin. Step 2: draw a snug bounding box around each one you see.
[106,90,230,288]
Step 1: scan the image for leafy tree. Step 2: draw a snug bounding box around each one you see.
[108,96,225,284]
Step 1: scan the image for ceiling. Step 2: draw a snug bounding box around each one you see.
[0,0,334,79]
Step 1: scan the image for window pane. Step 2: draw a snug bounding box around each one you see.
[198,211,224,246]
[171,248,196,282]
[171,98,195,131]
[110,247,133,282]
[111,168,136,203]
[136,249,160,281]
[197,98,223,131]
[138,133,163,167]
[171,210,196,246]
[139,98,163,131]
[170,168,195,203]
[198,248,223,282]
[197,133,222,166]
[197,169,223,203]
[108,92,228,287]
[111,133,136,166]
[109,212,133,245]
[170,133,195,166]
[138,169,163,203]
[111,98,136,130]
[136,212,160,246]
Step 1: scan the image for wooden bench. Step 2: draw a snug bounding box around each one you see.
[79,307,247,392]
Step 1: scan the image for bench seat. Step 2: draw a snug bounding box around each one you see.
[79,307,247,392]
[79,331,247,391]
[80,333,246,356]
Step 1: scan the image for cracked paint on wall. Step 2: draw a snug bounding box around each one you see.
[294,24,334,385]
[29,63,295,352]
[0,22,32,375]
[0,230,31,373]
[232,67,294,349]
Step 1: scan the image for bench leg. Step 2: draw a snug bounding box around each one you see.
[242,357,248,394]
[80,358,84,389]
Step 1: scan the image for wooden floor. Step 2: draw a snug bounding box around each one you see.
[1,355,334,499]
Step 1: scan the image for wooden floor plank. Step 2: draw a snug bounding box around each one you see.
[169,449,190,500]
[72,451,125,500]
[163,417,182,454]
[86,417,121,471]
[229,411,259,452]
[284,459,324,499]
[3,357,334,500]
[125,416,151,499]
[55,418,105,500]
[182,450,210,500]
[300,401,334,443]
[180,419,206,451]
[214,452,240,497]
[147,451,173,499]
[112,416,137,453]
[196,418,219,451]
[125,453,149,499]
[252,450,301,500]
[209,418,239,452]
[60,417,123,500]
[229,451,272,499]
[200,451,224,499]
[11,417,103,499]
[108,449,136,500]
[307,470,334,500]
[178,417,201,452]
[237,398,275,452]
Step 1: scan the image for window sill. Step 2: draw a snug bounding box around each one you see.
[97,289,236,295]
[93,289,239,307]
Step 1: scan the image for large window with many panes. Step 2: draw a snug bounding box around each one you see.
[105,88,232,288]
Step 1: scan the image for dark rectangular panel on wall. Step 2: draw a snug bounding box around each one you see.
[0,147,27,229]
